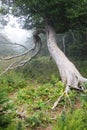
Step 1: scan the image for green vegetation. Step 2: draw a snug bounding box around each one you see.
[0,57,87,130]
[0,0,87,129]
[11,0,87,31]
[53,107,87,130]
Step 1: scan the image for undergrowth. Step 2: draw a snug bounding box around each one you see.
[0,57,87,130]
[53,107,87,130]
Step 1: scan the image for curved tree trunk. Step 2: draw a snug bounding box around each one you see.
[1,23,86,109]
[46,24,87,91]
[45,24,87,109]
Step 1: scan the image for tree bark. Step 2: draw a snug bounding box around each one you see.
[46,24,87,92]
[31,24,87,109]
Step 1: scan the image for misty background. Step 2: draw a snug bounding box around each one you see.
[0,8,87,59]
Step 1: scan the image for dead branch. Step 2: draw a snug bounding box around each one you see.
[7,42,28,50]
[0,29,45,61]
[0,32,28,50]
[0,45,35,60]
[9,40,42,69]
[0,29,45,75]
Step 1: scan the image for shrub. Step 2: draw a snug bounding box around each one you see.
[53,108,87,130]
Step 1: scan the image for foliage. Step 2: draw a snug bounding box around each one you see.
[67,31,87,60]
[0,87,12,129]
[0,71,27,129]
[53,108,87,130]
[0,57,87,129]
[26,111,51,128]
[1,0,87,31]
[0,0,87,129]
[15,0,87,31]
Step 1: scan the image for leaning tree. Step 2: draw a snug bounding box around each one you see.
[0,0,87,109]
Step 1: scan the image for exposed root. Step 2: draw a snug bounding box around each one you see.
[52,85,72,110]
[52,92,65,110]
[52,83,86,110]
[65,92,72,107]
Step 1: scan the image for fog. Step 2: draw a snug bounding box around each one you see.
[3,15,32,44]
[0,15,34,56]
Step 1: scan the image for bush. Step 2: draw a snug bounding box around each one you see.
[0,89,11,129]
[53,108,87,130]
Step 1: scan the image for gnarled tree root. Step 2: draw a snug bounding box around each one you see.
[52,86,71,110]
[52,85,85,110]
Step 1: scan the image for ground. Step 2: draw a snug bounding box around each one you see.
[0,57,87,130]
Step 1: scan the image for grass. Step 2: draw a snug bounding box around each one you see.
[0,56,87,130]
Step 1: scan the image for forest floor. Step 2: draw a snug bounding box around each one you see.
[0,56,87,130]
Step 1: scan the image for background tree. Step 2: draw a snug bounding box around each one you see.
[0,0,87,109]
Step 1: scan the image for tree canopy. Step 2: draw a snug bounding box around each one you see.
[1,0,87,32]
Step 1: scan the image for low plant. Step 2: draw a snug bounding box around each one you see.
[53,108,87,130]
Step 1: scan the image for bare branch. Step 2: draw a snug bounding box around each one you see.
[7,42,28,50]
[0,42,26,50]
[10,40,42,69]
[0,44,35,60]
[0,61,17,76]
[0,28,45,75]
[0,33,28,50]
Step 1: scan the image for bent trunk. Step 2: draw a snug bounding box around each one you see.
[46,24,87,91]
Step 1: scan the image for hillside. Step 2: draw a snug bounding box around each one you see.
[0,56,87,130]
